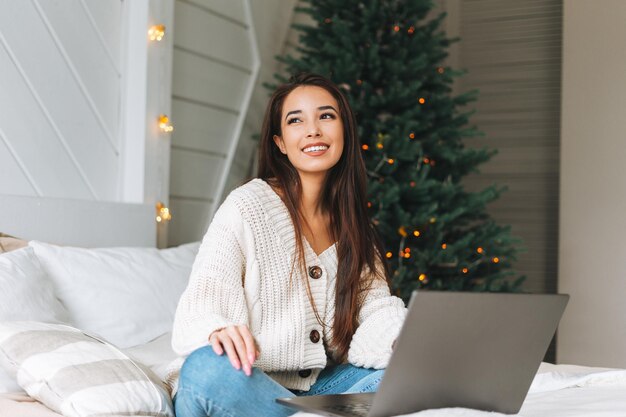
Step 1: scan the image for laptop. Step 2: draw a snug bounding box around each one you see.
[277,291,569,417]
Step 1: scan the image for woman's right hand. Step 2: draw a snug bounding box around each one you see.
[209,325,259,376]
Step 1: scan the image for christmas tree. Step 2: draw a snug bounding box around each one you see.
[271,0,524,301]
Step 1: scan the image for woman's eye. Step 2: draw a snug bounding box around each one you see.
[287,117,301,125]
[320,113,336,120]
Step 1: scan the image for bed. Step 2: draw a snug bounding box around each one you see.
[1,197,625,417]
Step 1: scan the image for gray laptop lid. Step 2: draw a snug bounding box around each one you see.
[368,291,569,416]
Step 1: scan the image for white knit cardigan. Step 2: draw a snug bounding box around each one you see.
[168,178,407,392]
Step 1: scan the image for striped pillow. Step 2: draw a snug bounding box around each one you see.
[0,321,174,417]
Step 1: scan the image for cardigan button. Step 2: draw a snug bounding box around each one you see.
[308,266,323,279]
[298,369,312,378]
[310,329,320,343]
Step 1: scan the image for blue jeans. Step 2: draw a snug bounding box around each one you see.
[174,346,385,417]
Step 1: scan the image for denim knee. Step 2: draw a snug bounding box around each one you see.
[178,346,236,394]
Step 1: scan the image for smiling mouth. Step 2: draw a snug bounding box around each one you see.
[302,145,329,153]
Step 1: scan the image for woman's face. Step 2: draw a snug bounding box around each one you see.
[273,86,344,178]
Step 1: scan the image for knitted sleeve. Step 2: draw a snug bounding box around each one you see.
[171,196,250,356]
[347,270,407,369]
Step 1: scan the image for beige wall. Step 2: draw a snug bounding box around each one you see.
[558,0,626,367]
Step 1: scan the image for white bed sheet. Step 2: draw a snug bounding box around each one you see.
[293,363,626,417]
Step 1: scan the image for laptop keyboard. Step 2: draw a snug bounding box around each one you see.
[324,402,371,416]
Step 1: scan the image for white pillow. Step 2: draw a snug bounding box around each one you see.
[0,321,173,417]
[0,246,70,393]
[0,246,68,323]
[29,241,200,348]
[0,367,21,393]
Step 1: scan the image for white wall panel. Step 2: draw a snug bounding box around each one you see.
[171,98,237,155]
[0,131,38,197]
[0,38,94,199]
[0,0,120,201]
[172,48,250,112]
[36,0,120,147]
[168,198,211,246]
[83,0,123,72]
[174,0,252,70]
[170,149,223,200]
[168,0,259,246]
[183,0,246,25]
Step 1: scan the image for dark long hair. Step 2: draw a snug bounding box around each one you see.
[257,73,390,362]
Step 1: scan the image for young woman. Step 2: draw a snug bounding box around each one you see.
[169,73,407,417]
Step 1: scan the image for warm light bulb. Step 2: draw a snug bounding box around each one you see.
[493,257,500,263]
[155,201,172,223]
[148,25,166,41]
[437,67,445,74]
[462,267,468,274]
[388,158,395,164]
[477,247,484,254]
[418,273,427,281]
[398,226,407,237]
[376,143,384,149]
[362,144,369,150]
[413,230,420,237]
[407,26,415,34]
[393,25,400,32]
[409,132,415,139]
[418,97,426,104]
[386,251,393,259]
[441,243,447,249]
[158,114,174,133]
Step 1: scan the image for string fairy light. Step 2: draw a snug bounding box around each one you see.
[158,114,174,133]
[155,202,172,223]
[148,25,166,41]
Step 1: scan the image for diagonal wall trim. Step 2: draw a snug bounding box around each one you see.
[0,30,99,200]
[78,0,121,76]
[32,0,119,155]
[0,127,42,196]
